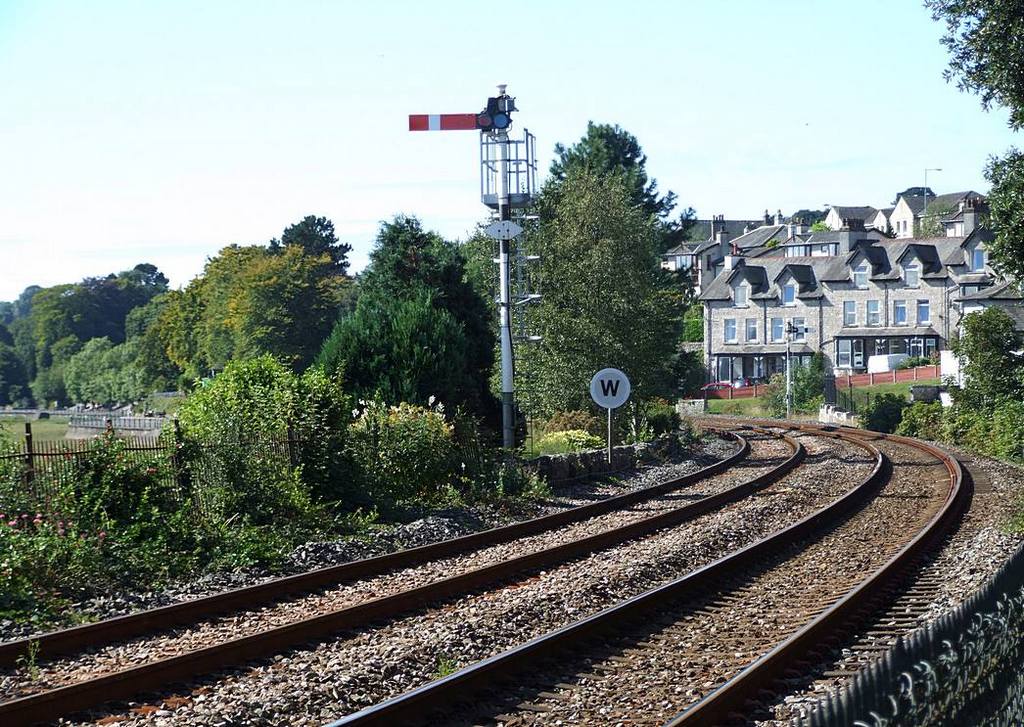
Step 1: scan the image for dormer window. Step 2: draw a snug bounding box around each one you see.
[972,248,986,272]
[782,283,795,306]
[853,263,869,288]
[904,262,920,287]
[734,283,749,307]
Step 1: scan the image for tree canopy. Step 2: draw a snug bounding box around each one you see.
[317,215,496,419]
[928,0,1024,279]
[547,122,694,250]
[517,170,684,417]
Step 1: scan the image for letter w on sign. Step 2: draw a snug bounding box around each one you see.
[600,379,620,397]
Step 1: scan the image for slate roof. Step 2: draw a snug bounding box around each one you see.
[831,205,878,223]
[956,281,1023,301]
[899,191,981,217]
[700,256,848,301]
[684,219,763,242]
[729,224,790,251]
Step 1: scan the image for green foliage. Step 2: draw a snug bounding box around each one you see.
[764,352,826,417]
[534,429,604,456]
[518,172,683,416]
[318,292,476,415]
[0,338,29,406]
[951,307,1024,407]
[547,122,694,250]
[895,402,946,439]
[542,410,603,437]
[927,0,1024,130]
[985,149,1024,281]
[318,216,496,419]
[809,221,832,232]
[643,398,682,435]
[270,215,352,275]
[176,355,356,508]
[64,337,147,404]
[860,393,908,433]
[915,202,957,238]
[682,307,703,342]
[347,399,458,505]
[897,355,934,369]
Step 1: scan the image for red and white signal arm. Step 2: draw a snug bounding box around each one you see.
[408,113,478,131]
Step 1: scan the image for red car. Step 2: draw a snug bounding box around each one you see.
[700,381,732,392]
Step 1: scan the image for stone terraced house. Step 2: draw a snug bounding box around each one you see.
[698,201,1023,383]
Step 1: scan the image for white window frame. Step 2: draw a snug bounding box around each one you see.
[853,263,869,288]
[917,299,931,324]
[724,318,737,343]
[843,301,856,326]
[782,283,796,306]
[837,339,852,368]
[771,317,783,342]
[734,283,749,307]
[792,316,806,342]
[745,318,757,342]
[972,248,985,271]
[894,299,907,326]
[904,262,920,288]
[867,300,880,327]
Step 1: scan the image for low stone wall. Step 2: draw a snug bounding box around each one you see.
[676,399,707,416]
[523,433,685,484]
[818,404,860,427]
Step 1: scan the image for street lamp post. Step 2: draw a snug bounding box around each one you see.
[923,167,942,219]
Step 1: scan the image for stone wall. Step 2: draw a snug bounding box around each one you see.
[523,433,685,485]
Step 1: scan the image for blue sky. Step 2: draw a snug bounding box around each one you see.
[1,0,1020,300]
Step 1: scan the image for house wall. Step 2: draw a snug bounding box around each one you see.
[702,261,957,378]
[889,198,917,238]
[824,208,845,231]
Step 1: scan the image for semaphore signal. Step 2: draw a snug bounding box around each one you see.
[408,85,538,449]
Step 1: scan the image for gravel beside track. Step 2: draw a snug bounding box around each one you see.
[0,436,738,644]
[55,432,873,726]
[0,433,756,700]
[476,432,949,726]
[757,443,1024,726]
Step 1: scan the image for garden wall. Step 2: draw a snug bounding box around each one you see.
[523,433,685,484]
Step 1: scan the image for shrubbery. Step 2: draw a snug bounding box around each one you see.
[860,393,908,433]
[535,430,604,455]
[542,410,603,437]
[765,352,826,417]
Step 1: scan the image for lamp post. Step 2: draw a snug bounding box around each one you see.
[923,168,942,219]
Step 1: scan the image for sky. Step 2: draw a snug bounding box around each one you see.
[1,0,1021,301]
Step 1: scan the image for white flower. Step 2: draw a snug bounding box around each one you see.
[428,395,436,406]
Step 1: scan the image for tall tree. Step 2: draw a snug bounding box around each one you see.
[548,122,694,250]
[952,306,1024,407]
[518,171,684,417]
[928,0,1024,279]
[270,215,352,275]
[318,215,496,418]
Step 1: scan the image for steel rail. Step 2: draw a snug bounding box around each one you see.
[665,421,965,726]
[325,425,886,726]
[0,432,750,669]
[0,429,804,725]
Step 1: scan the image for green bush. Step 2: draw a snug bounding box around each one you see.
[860,393,908,433]
[542,410,603,437]
[765,352,826,418]
[896,402,945,439]
[989,399,1024,462]
[644,398,681,435]
[897,356,932,370]
[347,399,458,505]
[535,429,603,455]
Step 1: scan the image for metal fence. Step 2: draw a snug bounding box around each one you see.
[796,538,1024,726]
[0,424,303,518]
[67,415,166,432]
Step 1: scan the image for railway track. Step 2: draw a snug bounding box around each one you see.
[0,428,811,724]
[320,421,963,727]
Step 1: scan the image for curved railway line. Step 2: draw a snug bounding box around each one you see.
[0,421,977,726]
[0,428,800,724]
[321,421,965,727]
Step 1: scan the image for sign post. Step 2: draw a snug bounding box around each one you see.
[589,368,631,463]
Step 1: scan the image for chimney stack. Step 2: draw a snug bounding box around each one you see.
[963,197,980,236]
[774,209,784,226]
[764,209,771,225]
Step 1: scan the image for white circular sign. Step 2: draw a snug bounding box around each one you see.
[590,368,631,409]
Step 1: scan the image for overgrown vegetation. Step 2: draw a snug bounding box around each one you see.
[763,352,826,417]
